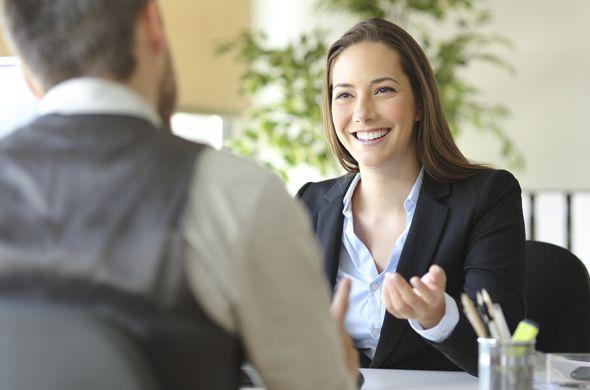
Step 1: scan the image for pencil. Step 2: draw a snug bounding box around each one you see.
[461,293,488,338]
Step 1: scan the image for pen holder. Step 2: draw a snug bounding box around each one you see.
[478,338,535,390]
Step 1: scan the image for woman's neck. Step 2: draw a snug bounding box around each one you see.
[353,156,421,217]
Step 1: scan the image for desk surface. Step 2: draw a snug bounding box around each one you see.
[360,368,477,390]
[240,369,477,390]
[243,365,550,389]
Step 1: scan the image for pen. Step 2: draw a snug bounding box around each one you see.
[461,293,488,338]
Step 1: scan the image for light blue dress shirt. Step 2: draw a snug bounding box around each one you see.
[336,169,459,359]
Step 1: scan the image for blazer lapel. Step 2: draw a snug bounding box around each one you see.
[371,174,451,367]
[316,173,356,290]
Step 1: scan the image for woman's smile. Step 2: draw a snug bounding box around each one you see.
[352,128,392,143]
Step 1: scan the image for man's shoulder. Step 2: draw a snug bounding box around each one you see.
[197,149,278,185]
[190,149,287,212]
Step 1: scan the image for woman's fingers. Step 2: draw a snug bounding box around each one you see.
[393,274,429,314]
[410,276,438,306]
[383,274,406,317]
[384,273,428,318]
[422,264,447,292]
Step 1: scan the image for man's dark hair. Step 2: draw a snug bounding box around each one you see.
[1,0,149,90]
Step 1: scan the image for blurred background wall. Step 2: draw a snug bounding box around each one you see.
[160,0,250,114]
[457,0,590,191]
[0,0,250,113]
[0,33,8,54]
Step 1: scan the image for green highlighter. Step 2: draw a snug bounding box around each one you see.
[512,319,539,342]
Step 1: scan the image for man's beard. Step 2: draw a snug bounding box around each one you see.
[157,51,178,130]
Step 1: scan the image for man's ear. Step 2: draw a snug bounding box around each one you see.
[140,0,168,54]
[22,64,44,99]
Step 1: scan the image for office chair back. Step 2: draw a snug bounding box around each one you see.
[525,240,590,353]
[0,298,159,390]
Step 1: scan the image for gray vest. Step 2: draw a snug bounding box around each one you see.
[0,114,242,389]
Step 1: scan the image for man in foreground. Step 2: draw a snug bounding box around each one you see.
[0,0,358,388]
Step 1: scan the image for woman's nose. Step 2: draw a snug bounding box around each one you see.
[353,95,375,124]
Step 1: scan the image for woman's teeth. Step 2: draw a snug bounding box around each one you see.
[355,129,390,141]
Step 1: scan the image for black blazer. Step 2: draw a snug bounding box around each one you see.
[297,169,525,375]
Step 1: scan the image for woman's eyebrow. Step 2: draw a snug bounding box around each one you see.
[333,82,353,90]
[332,76,400,90]
[371,77,399,85]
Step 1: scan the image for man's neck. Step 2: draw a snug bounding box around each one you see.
[38,77,163,128]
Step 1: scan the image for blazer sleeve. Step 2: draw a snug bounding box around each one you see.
[429,170,526,376]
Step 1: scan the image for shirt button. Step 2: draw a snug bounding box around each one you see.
[371,328,380,338]
[370,282,378,291]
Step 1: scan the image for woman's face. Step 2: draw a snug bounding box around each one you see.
[330,41,419,171]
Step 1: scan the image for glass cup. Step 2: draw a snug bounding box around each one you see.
[478,338,535,390]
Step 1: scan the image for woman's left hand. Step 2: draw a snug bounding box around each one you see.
[382,264,447,329]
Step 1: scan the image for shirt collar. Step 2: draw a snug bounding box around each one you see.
[404,168,424,213]
[342,168,424,217]
[342,173,361,217]
[38,77,162,128]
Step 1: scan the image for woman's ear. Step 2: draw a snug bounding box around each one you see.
[415,105,422,122]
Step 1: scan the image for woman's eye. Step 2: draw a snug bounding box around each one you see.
[335,92,352,100]
[375,86,395,94]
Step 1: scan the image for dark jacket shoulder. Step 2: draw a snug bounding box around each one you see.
[450,168,520,194]
[296,173,354,213]
[440,169,522,216]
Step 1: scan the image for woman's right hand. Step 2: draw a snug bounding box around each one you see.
[330,278,360,380]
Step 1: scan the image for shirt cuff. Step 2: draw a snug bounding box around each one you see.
[408,293,459,342]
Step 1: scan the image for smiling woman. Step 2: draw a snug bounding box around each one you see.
[297,18,526,376]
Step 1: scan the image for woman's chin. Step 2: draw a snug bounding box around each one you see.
[356,158,394,171]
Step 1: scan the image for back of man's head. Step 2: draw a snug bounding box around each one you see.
[1,0,149,91]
